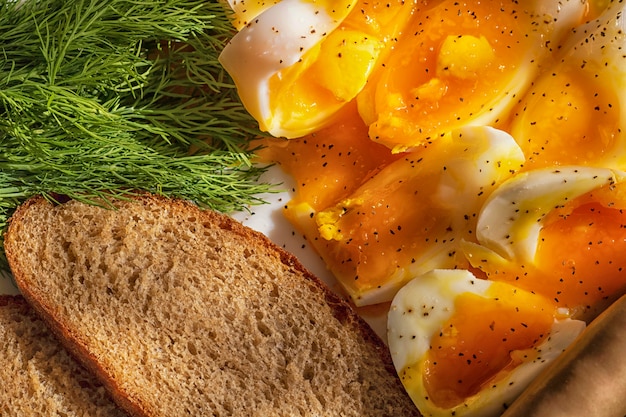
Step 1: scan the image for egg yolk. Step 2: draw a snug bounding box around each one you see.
[265,0,415,137]
[469,184,626,315]
[416,283,558,408]
[534,200,626,308]
[508,68,622,169]
[359,0,547,152]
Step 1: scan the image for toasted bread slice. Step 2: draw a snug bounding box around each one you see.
[0,294,127,417]
[5,195,419,417]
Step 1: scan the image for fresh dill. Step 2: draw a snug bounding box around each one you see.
[0,0,274,269]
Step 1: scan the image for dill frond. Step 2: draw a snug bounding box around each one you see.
[0,0,274,271]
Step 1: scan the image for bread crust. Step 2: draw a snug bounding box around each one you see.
[5,194,420,417]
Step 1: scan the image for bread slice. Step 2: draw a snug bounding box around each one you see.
[5,194,419,417]
[0,294,128,417]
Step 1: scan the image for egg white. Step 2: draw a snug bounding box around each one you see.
[557,0,626,102]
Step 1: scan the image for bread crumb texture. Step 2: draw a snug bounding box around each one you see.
[0,295,127,417]
[6,195,419,417]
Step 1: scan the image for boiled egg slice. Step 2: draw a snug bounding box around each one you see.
[388,269,586,417]
[219,0,415,138]
[293,126,524,306]
[357,0,587,152]
[508,0,626,169]
[464,166,626,319]
[475,166,626,263]
[219,0,356,138]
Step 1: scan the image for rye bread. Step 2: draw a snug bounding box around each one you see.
[4,194,419,417]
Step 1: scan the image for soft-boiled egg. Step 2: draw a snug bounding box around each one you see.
[463,166,626,319]
[357,0,587,152]
[219,0,357,138]
[281,125,524,306]
[387,269,586,417]
[507,0,626,170]
[219,0,416,138]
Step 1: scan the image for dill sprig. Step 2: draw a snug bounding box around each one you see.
[0,0,274,270]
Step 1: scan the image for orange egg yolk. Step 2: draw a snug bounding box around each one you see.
[534,200,626,308]
[359,0,545,151]
[265,0,415,135]
[310,155,473,298]
[420,283,558,408]
[507,68,622,169]
[258,105,412,301]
